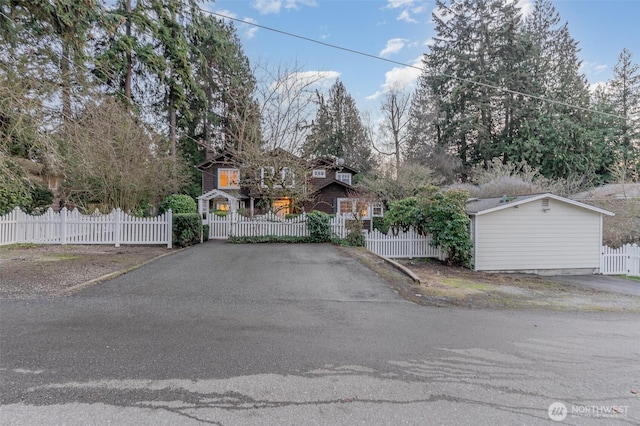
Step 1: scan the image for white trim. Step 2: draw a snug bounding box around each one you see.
[471,193,615,217]
[336,172,352,186]
[337,198,370,219]
[312,169,326,178]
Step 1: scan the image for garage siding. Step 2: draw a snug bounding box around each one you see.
[474,199,602,271]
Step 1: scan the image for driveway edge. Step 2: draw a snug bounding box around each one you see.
[56,249,181,296]
[370,252,421,284]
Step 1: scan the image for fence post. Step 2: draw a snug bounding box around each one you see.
[114,209,121,247]
[167,209,173,248]
[60,207,67,245]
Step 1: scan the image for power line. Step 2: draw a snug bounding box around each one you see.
[202,8,626,120]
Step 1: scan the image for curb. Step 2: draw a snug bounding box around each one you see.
[370,252,421,284]
[57,249,181,296]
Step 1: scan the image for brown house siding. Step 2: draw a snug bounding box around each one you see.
[304,182,353,214]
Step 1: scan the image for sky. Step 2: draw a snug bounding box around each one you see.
[203,0,640,118]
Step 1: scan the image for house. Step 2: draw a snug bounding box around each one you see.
[466,193,614,275]
[303,156,377,218]
[195,150,382,219]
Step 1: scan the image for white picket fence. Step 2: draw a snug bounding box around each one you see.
[206,213,441,259]
[0,207,172,248]
[366,228,444,259]
[207,212,348,239]
[601,244,640,277]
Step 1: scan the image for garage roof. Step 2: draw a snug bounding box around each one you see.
[466,193,615,216]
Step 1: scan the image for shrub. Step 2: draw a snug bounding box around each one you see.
[343,219,365,247]
[160,194,197,214]
[383,185,473,267]
[307,211,332,242]
[229,235,312,244]
[28,182,53,212]
[202,224,210,242]
[172,213,202,247]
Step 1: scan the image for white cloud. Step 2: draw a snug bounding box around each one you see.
[386,0,429,23]
[253,0,316,14]
[380,38,407,57]
[213,9,237,20]
[386,0,415,8]
[367,57,424,100]
[397,10,418,23]
[254,0,281,14]
[284,0,317,10]
[216,10,259,39]
[243,18,259,39]
[580,62,609,76]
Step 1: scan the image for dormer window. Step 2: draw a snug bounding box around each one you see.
[336,172,352,185]
[218,168,240,189]
[312,169,326,178]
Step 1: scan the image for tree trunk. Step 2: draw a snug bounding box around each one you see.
[124,0,132,101]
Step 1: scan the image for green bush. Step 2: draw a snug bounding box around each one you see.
[343,219,365,247]
[229,235,312,244]
[172,213,202,247]
[213,210,228,217]
[28,182,53,212]
[307,211,332,243]
[202,224,210,242]
[383,186,473,267]
[372,217,389,234]
[0,164,32,215]
[159,194,197,214]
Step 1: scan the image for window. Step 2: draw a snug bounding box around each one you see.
[336,172,352,186]
[337,198,370,219]
[312,169,326,178]
[215,201,229,211]
[371,203,384,217]
[218,169,240,189]
[261,167,295,188]
[272,198,292,217]
[261,167,275,188]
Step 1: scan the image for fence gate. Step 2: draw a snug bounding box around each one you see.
[601,244,640,277]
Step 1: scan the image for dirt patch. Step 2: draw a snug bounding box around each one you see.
[343,247,640,312]
[0,244,173,299]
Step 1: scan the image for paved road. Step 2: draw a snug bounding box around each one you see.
[547,274,640,297]
[1,242,639,425]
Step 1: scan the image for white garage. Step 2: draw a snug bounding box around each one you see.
[466,193,614,274]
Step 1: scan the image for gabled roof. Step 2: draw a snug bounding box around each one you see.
[311,179,355,193]
[465,193,615,216]
[309,156,359,175]
[196,150,239,170]
[197,189,249,201]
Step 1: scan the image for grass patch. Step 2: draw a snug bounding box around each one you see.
[620,275,640,282]
[0,243,38,251]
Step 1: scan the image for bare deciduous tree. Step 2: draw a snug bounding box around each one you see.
[59,97,187,213]
[374,87,412,176]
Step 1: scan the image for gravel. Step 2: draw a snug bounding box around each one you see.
[0,245,173,299]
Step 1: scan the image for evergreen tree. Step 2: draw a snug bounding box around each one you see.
[421,0,527,180]
[609,48,640,178]
[514,0,599,180]
[303,79,374,172]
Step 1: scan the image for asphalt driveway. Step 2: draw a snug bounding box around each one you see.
[2,241,639,425]
[547,274,640,296]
